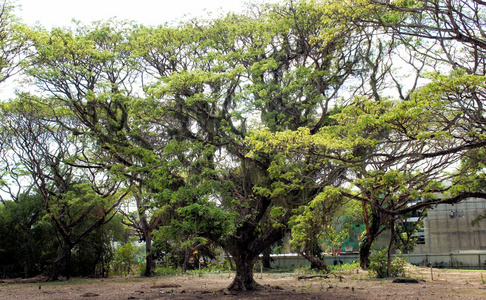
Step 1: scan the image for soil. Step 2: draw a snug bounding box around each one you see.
[1,265,485,299]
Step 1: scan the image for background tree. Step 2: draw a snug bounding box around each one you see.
[0,192,57,278]
[21,20,168,277]
[0,98,126,280]
[256,0,486,273]
[289,187,347,272]
[0,0,30,84]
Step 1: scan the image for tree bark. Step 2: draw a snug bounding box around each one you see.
[227,252,259,291]
[143,229,154,277]
[262,247,272,269]
[359,207,384,269]
[49,245,71,281]
[225,227,284,290]
[359,236,372,270]
[182,248,192,273]
[301,250,330,273]
[225,225,285,291]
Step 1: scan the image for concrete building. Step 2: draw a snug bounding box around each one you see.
[400,197,486,268]
[270,198,486,269]
[413,198,486,254]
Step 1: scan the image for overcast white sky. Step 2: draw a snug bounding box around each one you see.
[14,0,278,28]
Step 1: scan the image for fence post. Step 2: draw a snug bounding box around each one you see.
[430,263,433,281]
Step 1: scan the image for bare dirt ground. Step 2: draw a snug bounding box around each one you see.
[1,265,485,299]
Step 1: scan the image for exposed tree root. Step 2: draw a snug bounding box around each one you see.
[227,277,262,291]
[298,273,344,281]
[298,275,330,280]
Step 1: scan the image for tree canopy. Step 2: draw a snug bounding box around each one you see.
[1,0,485,288]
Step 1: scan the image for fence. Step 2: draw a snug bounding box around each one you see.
[269,251,486,270]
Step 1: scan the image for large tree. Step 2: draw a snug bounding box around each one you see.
[251,0,486,272]
[20,0,485,287]
[137,1,369,289]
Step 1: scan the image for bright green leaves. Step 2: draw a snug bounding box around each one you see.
[155,67,244,106]
[289,186,346,251]
[249,59,278,80]
[28,28,100,92]
[176,200,235,235]
[247,127,317,156]
[0,2,32,85]
[27,21,138,103]
[412,71,486,126]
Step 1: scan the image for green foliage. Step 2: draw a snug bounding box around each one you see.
[0,1,31,84]
[70,214,125,277]
[290,186,346,251]
[329,261,360,272]
[368,249,406,278]
[154,266,182,276]
[0,194,57,278]
[111,241,143,276]
[0,190,125,278]
[1,0,485,289]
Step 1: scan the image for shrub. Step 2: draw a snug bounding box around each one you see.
[111,242,142,276]
[154,266,181,276]
[368,248,406,278]
[329,261,360,271]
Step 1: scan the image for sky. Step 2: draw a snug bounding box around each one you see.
[14,0,278,28]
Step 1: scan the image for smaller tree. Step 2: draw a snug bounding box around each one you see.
[290,187,347,272]
[0,192,56,278]
[0,98,128,280]
[112,241,143,276]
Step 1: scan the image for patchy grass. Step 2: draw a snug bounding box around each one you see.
[1,266,486,299]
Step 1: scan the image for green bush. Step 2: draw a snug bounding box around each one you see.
[111,242,142,276]
[329,261,360,271]
[154,266,182,276]
[368,248,406,278]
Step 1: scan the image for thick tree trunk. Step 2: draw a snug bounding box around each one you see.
[359,207,383,270]
[222,194,285,291]
[359,237,372,270]
[49,245,71,281]
[182,248,192,273]
[227,253,258,291]
[308,239,326,270]
[301,250,330,273]
[143,230,154,277]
